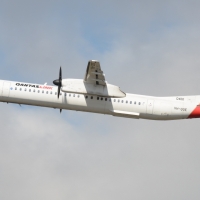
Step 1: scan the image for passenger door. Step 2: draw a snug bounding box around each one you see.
[0,81,3,96]
[146,99,154,114]
[2,81,11,97]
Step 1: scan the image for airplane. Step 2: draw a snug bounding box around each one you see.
[0,60,200,120]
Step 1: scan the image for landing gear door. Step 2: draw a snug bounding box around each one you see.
[146,99,154,114]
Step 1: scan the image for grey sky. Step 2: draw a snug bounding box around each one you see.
[1,1,200,200]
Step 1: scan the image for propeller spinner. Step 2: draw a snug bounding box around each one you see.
[53,66,62,99]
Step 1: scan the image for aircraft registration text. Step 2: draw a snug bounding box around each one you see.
[174,107,187,111]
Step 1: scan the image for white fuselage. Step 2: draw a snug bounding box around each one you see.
[0,80,200,120]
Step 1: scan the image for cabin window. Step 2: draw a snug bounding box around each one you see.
[42,91,44,93]
[121,100,124,103]
[105,98,107,101]
[69,94,71,97]
[78,95,80,98]
[50,91,52,94]
[46,91,48,94]
[55,92,57,95]
[114,99,116,102]
[38,90,40,93]
[85,96,88,99]
[24,88,27,91]
[73,94,75,97]
[29,89,31,92]
[64,93,66,96]
[126,101,128,103]
[101,97,103,100]
[97,97,99,100]
[60,93,62,95]
[15,87,17,90]
[134,101,136,104]
[33,89,35,92]
[109,99,111,102]
[91,96,93,99]
[130,101,132,104]
[118,99,120,103]
[138,102,141,105]
[20,88,22,91]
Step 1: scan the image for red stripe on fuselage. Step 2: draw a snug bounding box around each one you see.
[188,106,200,118]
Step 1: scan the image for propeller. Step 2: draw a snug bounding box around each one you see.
[53,66,62,99]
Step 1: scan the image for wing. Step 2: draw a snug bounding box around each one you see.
[84,60,106,86]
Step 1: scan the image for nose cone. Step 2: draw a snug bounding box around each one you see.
[53,79,60,86]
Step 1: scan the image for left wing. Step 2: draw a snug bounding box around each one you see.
[84,60,106,86]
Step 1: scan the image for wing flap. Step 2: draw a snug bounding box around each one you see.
[84,60,106,86]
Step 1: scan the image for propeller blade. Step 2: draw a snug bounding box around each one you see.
[53,67,63,112]
[59,66,62,81]
[53,66,62,99]
[58,86,60,99]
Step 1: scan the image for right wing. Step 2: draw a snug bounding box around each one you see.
[84,60,106,86]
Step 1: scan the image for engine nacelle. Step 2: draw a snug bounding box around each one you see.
[61,79,126,98]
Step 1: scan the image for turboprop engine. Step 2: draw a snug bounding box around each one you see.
[53,67,126,98]
[61,79,125,98]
